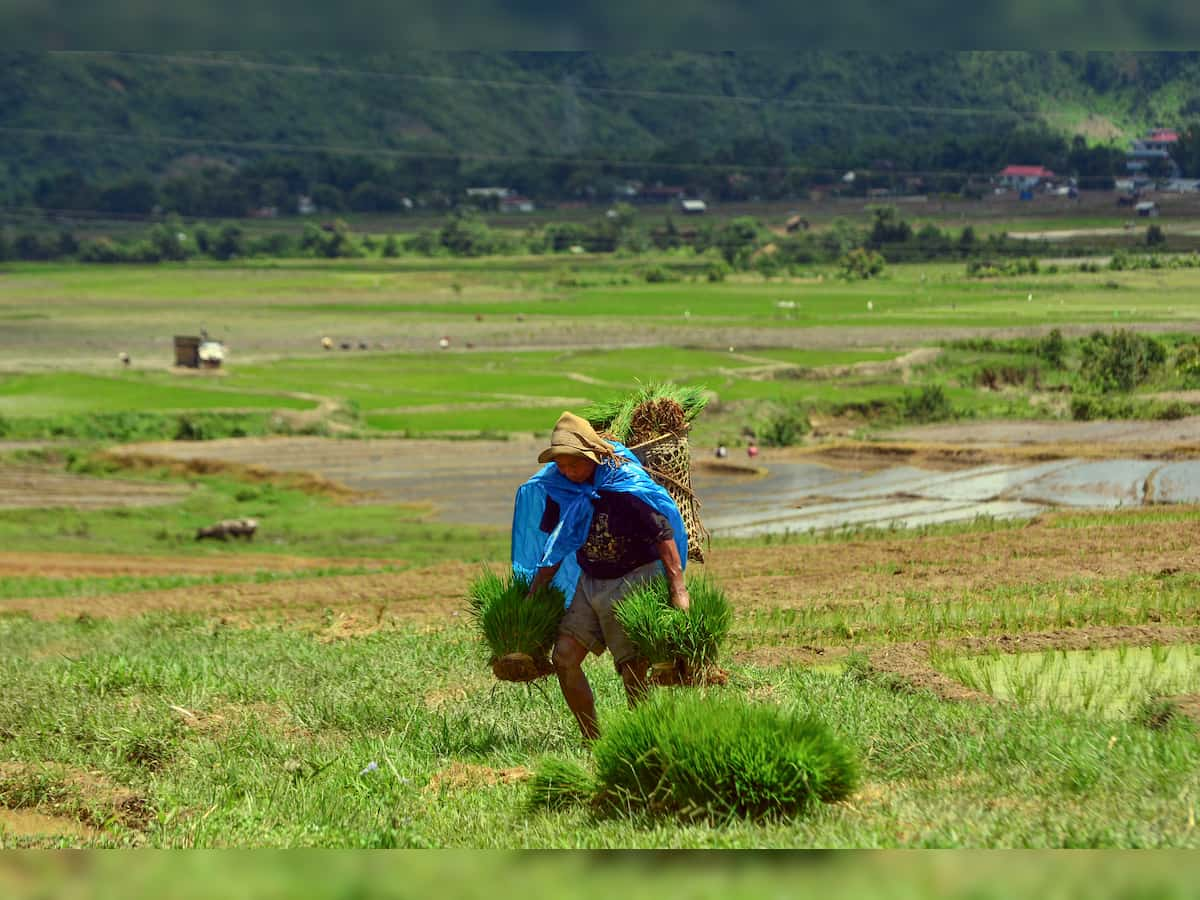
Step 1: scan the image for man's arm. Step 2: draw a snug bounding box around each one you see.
[656,538,689,611]
[526,562,561,597]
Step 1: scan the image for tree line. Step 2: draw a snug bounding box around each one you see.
[17,121,1183,223]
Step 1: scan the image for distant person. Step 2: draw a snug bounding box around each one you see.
[715,445,728,459]
[747,441,759,459]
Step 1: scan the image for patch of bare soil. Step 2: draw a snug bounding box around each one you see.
[0,762,153,841]
[1159,694,1200,728]
[423,762,531,794]
[781,435,1200,469]
[875,417,1200,457]
[0,562,482,628]
[103,450,362,501]
[0,551,387,579]
[868,625,1200,703]
[0,466,189,510]
[704,512,1200,615]
[5,512,1198,633]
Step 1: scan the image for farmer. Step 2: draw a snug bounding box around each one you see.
[514,411,689,742]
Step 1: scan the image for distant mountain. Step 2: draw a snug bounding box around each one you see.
[3,51,1200,207]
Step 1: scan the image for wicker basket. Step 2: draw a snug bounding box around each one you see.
[630,430,708,563]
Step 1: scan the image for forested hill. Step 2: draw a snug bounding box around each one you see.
[4,51,1200,212]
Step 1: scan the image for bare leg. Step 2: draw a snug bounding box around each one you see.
[619,658,649,708]
[553,634,599,742]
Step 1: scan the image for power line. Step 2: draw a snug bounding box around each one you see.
[51,51,1064,121]
[0,125,1119,183]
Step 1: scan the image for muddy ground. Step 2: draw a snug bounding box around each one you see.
[0,466,189,510]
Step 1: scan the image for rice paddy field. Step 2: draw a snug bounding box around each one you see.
[1,253,1199,850]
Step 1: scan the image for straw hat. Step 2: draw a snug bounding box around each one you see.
[537,411,617,465]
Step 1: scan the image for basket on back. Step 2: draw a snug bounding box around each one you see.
[585,384,709,563]
[628,398,708,563]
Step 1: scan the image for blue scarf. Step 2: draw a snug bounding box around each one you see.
[511,441,688,602]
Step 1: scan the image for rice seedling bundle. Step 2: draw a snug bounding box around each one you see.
[614,575,731,685]
[528,691,859,821]
[583,382,708,445]
[526,757,596,811]
[584,382,710,562]
[466,569,565,682]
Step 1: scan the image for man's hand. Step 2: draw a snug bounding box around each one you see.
[526,563,560,598]
[656,538,689,613]
[669,585,691,612]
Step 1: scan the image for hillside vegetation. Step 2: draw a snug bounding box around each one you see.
[4,52,1200,212]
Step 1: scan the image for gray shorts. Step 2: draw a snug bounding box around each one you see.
[558,560,662,670]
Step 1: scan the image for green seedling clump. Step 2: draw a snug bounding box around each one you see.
[615,575,731,683]
[527,757,597,812]
[583,382,708,443]
[466,569,565,680]
[583,691,857,821]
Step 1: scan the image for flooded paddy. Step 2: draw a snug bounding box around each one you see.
[700,458,1200,538]
[117,436,1200,536]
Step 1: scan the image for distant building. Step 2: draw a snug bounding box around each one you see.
[1128,128,1181,177]
[639,185,686,204]
[499,194,535,213]
[1141,128,1180,153]
[466,187,513,199]
[679,199,707,215]
[1135,201,1160,217]
[997,165,1056,190]
[297,195,317,215]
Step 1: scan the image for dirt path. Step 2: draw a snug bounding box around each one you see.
[0,552,388,578]
[4,511,1196,632]
[0,467,190,509]
[880,416,1200,451]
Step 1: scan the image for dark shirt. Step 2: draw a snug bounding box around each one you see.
[540,490,674,579]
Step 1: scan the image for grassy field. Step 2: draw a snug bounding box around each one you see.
[2,257,1200,442]
[0,452,1198,848]
[1,251,1199,849]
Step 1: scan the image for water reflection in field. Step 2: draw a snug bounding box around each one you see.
[696,458,1200,538]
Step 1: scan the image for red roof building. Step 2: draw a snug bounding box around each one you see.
[997,165,1055,188]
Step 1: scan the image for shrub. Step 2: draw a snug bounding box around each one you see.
[1037,328,1066,368]
[641,265,677,283]
[838,247,885,280]
[466,569,565,665]
[1078,329,1165,393]
[1175,340,1200,387]
[899,384,953,422]
[614,575,732,674]
[705,261,729,282]
[589,691,859,821]
[757,406,810,447]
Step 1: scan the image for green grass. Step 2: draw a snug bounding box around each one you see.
[3,259,1200,439]
[0,462,503,564]
[736,571,1200,651]
[2,609,1198,848]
